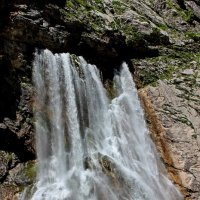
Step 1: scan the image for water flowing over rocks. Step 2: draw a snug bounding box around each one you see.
[23,50,183,200]
[0,0,200,199]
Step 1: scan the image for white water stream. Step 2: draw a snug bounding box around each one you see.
[25,49,183,200]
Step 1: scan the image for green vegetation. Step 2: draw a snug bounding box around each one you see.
[135,56,177,87]
[179,116,193,127]
[70,54,85,79]
[112,0,128,15]
[140,65,175,86]
[134,51,200,87]
[5,152,13,163]
[23,161,36,181]
[63,0,108,32]
[157,23,169,31]
[192,134,197,139]
[65,0,105,13]
[63,0,145,45]
[104,79,116,99]
[167,0,194,22]
[186,32,200,41]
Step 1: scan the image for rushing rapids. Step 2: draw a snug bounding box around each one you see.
[23,49,183,200]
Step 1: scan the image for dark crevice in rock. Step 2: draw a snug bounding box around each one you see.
[1,0,66,10]
[176,0,187,10]
[2,39,158,81]
[0,171,9,184]
[0,0,9,28]
[192,14,200,24]
[0,126,35,162]
[0,56,20,121]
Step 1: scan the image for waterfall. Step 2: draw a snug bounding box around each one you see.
[27,49,183,200]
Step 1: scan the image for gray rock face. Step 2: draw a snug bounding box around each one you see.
[146,80,200,199]
[137,52,200,199]
[1,0,199,69]
[186,1,200,19]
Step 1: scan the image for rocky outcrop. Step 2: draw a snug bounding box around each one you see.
[0,0,200,199]
[135,47,200,199]
[139,80,200,199]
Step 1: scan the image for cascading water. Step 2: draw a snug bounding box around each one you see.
[24,49,183,200]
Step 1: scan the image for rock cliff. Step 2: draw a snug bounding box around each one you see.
[0,0,200,199]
